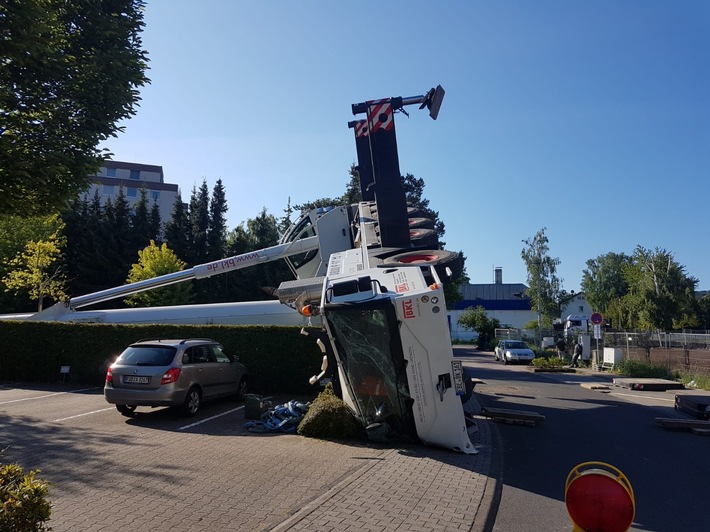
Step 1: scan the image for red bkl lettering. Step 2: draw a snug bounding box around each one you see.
[402,299,415,319]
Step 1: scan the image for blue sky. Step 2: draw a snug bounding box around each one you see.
[102,1,710,291]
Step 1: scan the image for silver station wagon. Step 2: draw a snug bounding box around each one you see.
[104,338,248,417]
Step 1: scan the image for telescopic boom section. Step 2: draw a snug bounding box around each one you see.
[66,236,321,310]
[350,85,445,119]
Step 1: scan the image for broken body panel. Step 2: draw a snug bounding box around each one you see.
[320,247,476,454]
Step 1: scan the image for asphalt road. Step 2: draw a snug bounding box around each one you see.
[456,346,710,532]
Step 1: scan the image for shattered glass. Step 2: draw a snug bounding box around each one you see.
[325,300,416,440]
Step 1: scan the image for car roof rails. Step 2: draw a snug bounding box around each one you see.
[178,338,215,345]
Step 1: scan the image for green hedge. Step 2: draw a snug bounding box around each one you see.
[0,321,325,395]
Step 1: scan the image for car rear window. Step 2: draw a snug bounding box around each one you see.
[116,346,177,366]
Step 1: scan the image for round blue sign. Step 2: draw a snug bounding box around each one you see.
[591,312,603,325]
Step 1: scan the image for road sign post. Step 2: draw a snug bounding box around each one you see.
[590,313,603,369]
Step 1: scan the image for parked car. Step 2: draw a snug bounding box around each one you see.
[104,338,248,417]
[494,339,535,365]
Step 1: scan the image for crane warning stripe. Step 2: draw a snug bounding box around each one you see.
[354,120,369,137]
[366,99,394,133]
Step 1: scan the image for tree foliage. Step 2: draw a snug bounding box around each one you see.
[164,191,191,261]
[124,240,193,307]
[62,186,164,300]
[0,215,59,311]
[0,0,150,216]
[188,181,210,264]
[207,179,228,261]
[1,214,67,310]
[627,246,698,330]
[582,247,700,331]
[457,305,501,349]
[581,252,632,316]
[520,227,563,322]
[220,208,292,303]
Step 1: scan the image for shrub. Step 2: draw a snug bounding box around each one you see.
[531,356,566,369]
[297,383,366,441]
[615,360,676,379]
[0,463,52,531]
[679,372,710,391]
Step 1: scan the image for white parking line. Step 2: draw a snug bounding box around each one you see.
[179,405,245,431]
[53,408,115,422]
[0,387,100,406]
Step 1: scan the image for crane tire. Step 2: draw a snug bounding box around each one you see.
[382,250,463,280]
[407,217,435,229]
[409,228,438,247]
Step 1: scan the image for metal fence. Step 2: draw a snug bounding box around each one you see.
[595,331,710,376]
[493,328,710,376]
[603,331,710,350]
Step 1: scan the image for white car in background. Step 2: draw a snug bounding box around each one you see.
[494,339,535,365]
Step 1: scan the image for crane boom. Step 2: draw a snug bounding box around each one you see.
[28,235,320,319]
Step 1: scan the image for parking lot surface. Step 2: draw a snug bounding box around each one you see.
[0,382,493,532]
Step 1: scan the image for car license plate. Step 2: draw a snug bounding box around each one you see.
[451,360,466,396]
[124,375,150,384]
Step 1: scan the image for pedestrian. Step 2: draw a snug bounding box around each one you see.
[556,336,567,359]
[571,340,583,368]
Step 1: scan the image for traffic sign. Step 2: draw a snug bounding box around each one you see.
[591,312,603,325]
[594,324,602,340]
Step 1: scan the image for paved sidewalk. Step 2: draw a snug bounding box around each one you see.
[269,397,495,532]
[23,394,496,532]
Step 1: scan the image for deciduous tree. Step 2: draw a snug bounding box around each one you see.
[581,252,632,316]
[0,0,149,215]
[1,214,67,310]
[521,228,563,336]
[629,246,698,330]
[124,241,193,307]
[457,305,501,349]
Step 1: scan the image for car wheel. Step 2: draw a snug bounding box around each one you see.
[116,404,136,417]
[182,387,201,417]
[503,357,509,365]
[236,377,248,401]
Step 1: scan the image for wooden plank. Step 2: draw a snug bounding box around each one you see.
[613,378,684,391]
[580,382,611,391]
[655,417,710,430]
[481,407,545,424]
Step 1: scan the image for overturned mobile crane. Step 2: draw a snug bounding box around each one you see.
[18,86,476,453]
[276,87,477,453]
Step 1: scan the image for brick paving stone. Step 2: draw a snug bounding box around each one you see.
[3,390,494,532]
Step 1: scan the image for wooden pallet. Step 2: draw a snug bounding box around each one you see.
[481,407,545,426]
